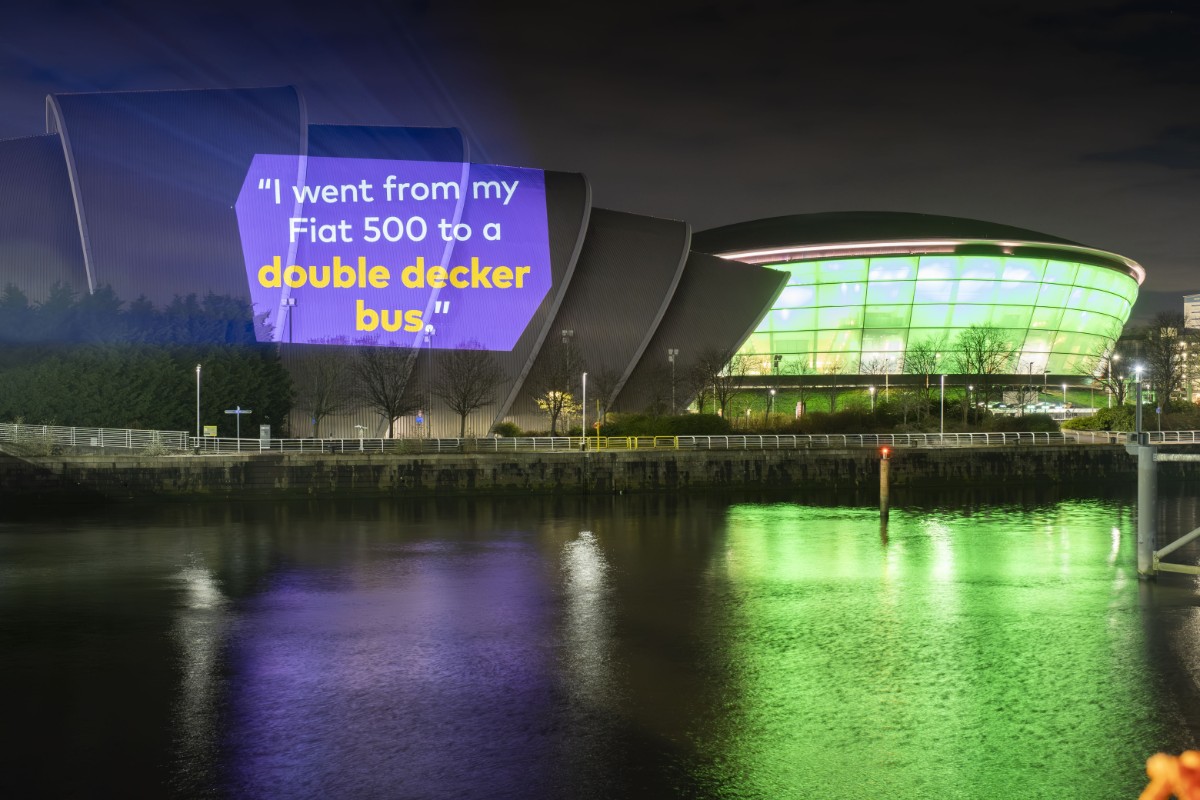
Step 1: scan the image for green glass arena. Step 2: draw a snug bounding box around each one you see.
[692,212,1143,377]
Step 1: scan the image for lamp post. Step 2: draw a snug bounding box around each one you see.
[1062,382,1068,417]
[768,388,776,418]
[869,385,875,412]
[939,374,946,435]
[285,297,297,344]
[581,371,587,449]
[424,323,436,438]
[667,348,679,414]
[965,384,973,426]
[195,364,202,441]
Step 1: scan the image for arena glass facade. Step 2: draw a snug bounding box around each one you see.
[693,215,1144,378]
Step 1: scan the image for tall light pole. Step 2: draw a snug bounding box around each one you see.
[285,297,297,344]
[424,323,436,438]
[768,388,776,418]
[869,385,875,412]
[667,348,679,414]
[939,374,946,435]
[965,384,973,426]
[195,364,202,440]
[581,372,588,447]
[1062,382,1068,415]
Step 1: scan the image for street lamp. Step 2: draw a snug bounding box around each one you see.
[424,323,436,438]
[667,348,679,414]
[285,297,297,344]
[939,374,946,435]
[869,385,876,412]
[195,364,202,440]
[1062,382,1068,416]
[768,388,776,418]
[965,384,974,425]
[582,371,588,449]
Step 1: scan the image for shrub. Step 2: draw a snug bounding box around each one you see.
[986,413,1059,432]
[491,421,521,437]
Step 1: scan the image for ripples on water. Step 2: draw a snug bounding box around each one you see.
[1,489,1199,799]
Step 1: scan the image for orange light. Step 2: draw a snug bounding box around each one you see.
[881,447,890,458]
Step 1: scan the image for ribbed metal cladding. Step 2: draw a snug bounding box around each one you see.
[615,253,788,412]
[46,86,306,305]
[407,170,591,438]
[308,125,465,162]
[501,208,689,433]
[0,135,88,302]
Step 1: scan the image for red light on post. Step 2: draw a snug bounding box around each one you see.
[881,447,890,460]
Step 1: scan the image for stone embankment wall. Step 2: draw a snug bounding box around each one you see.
[1,445,1195,503]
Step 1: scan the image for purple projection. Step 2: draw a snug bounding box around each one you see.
[235,156,551,350]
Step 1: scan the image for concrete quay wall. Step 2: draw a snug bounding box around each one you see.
[1,445,1194,503]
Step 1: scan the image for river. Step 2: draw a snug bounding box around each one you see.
[2,488,1198,798]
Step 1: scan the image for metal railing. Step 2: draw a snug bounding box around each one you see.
[6,421,1196,457]
[0,422,189,452]
[182,429,1200,454]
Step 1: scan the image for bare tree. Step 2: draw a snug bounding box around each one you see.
[433,341,503,437]
[353,345,420,437]
[951,324,1017,407]
[821,356,846,412]
[692,347,752,419]
[779,355,815,416]
[1077,339,1128,407]
[530,336,584,434]
[292,347,353,437]
[1144,311,1195,409]
[588,366,622,423]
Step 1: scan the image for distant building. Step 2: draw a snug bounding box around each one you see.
[1185,293,1200,331]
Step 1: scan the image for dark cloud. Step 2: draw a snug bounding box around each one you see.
[1086,125,1200,171]
[0,0,1196,304]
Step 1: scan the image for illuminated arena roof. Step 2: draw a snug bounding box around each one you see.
[694,212,1144,377]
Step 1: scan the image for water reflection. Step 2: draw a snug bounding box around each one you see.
[2,491,1200,799]
[703,500,1176,799]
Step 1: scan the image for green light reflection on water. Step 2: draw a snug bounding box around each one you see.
[699,500,1166,800]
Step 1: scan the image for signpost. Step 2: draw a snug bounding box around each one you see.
[224,406,252,452]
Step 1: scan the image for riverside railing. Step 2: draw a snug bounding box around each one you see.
[182,429,1200,454]
[0,422,190,452]
[7,423,1196,456]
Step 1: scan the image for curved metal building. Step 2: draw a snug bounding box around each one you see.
[693,212,1143,376]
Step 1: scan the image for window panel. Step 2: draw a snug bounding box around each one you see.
[917,255,958,280]
[769,261,817,286]
[1030,306,1065,329]
[1002,258,1045,282]
[815,259,869,284]
[863,304,912,328]
[961,257,1003,280]
[862,329,907,352]
[817,305,862,330]
[1043,260,1079,285]
[816,282,866,306]
[777,285,816,307]
[1036,282,1070,307]
[868,257,918,281]
[815,329,861,352]
[910,304,953,327]
[987,280,1039,306]
[913,280,954,303]
[953,280,1000,303]
[866,280,916,305]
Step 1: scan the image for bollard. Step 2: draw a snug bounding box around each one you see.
[1137,444,1157,577]
[880,447,890,523]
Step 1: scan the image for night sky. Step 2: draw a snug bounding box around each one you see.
[1,0,1196,321]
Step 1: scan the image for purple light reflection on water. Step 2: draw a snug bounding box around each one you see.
[221,541,565,799]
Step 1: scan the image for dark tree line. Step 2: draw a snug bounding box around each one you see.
[0,283,292,434]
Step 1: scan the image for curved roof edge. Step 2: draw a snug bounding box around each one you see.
[693,212,1145,285]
